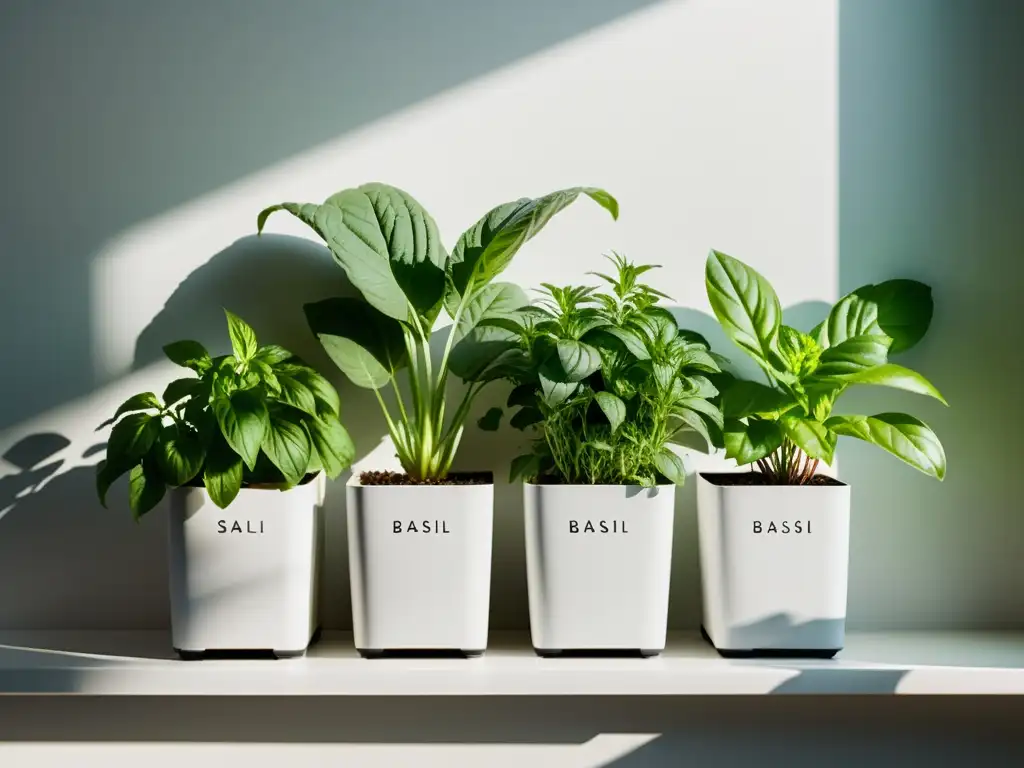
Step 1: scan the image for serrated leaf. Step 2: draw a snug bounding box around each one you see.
[262,409,313,485]
[826,412,946,479]
[477,407,503,431]
[593,391,626,432]
[163,340,212,373]
[306,416,355,479]
[214,389,269,471]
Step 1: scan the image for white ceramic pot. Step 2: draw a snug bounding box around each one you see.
[347,477,494,656]
[168,474,325,659]
[523,483,675,656]
[696,472,851,658]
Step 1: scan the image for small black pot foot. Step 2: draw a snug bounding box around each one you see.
[534,648,563,658]
[174,648,205,661]
[461,649,485,658]
[358,649,385,659]
[272,648,307,659]
[700,624,841,659]
[639,649,662,658]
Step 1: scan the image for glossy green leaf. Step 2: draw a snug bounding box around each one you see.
[451,282,529,346]
[593,391,626,432]
[539,373,577,407]
[128,457,166,520]
[585,326,650,360]
[203,435,244,509]
[553,339,601,382]
[448,324,519,382]
[261,409,312,486]
[96,458,135,508]
[477,407,503,431]
[254,344,294,365]
[214,389,269,471]
[510,453,542,483]
[163,340,212,373]
[813,335,890,378]
[225,310,258,361]
[823,280,933,353]
[275,370,318,416]
[676,396,724,429]
[720,379,794,419]
[781,416,836,463]
[111,392,161,422]
[447,187,618,305]
[654,449,686,485]
[305,416,355,480]
[724,418,784,465]
[304,297,407,390]
[279,364,341,417]
[830,363,947,404]
[156,426,206,486]
[705,250,782,365]
[108,412,160,464]
[163,378,200,407]
[826,412,946,479]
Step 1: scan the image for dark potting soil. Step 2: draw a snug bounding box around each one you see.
[701,472,845,487]
[359,471,493,486]
[184,472,319,490]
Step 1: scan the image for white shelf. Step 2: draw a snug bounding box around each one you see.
[0,630,1022,696]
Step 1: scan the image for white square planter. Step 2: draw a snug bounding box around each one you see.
[347,477,494,656]
[696,472,851,658]
[168,474,324,659]
[523,483,675,656]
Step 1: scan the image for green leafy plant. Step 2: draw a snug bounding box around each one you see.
[705,250,947,484]
[95,310,355,517]
[258,183,617,481]
[477,253,724,485]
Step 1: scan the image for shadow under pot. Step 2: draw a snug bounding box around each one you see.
[346,473,494,658]
[168,474,325,660]
[696,472,851,659]
[523,482,675,657]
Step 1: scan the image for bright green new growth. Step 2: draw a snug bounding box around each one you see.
[479,253,725,486]
[705,250,947,483]
[95,310,355,517]
[258,183,618,481]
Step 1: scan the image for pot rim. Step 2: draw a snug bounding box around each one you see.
[697,471,849,488]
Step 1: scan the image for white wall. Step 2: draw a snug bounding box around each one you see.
[0,0,838,632]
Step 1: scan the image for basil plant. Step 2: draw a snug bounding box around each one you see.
[96,311,355,517]
[258,183,617,481]
[705,250,947,484]
[477,253,725,486]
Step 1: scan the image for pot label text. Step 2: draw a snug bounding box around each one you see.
[393,520,451,534]
[753,520,811,534]
[217,520,264,534]
[569,520,629,534]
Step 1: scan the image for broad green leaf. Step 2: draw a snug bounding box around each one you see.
[254,344,293,365]
[585,326,650,360]
[781,416,837,463]
[826,413,946,479]
[720,380,794,419]
[686,375,719,400]
[673,407,714,447]
[593,391,626,432]
[451,282,529,346]
[279,365,341,416]
[823,280,933,353]
[449,324,519,382]
[163,378,200,407]
[509,453,541,483]
[510,406,543,430]
[262,409,312,486]
[477,407,503,431]
[128,458,166,520]
[225,310,258,361]
[813,335,890,378]
[156,426,206,486]
[676,396,724,429]
[96,458,136,508]
[539,373,577,407]
[111,392,161,422]
[163,340,212,373]
[214,389,269,471]
[108,413,160,464]
[654,449,686,485]
[306,416,355,479]
[203,436,244,509]
[724,418,784,465]
[829,363,947,404]
[304,297,406,390]
[678,329,710,348]
[256,201,321,236]
[275,371,318,416]
[447,187,618,305]
[553,339,601,382]
[676,345,722,373]
[705,250,781,365]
